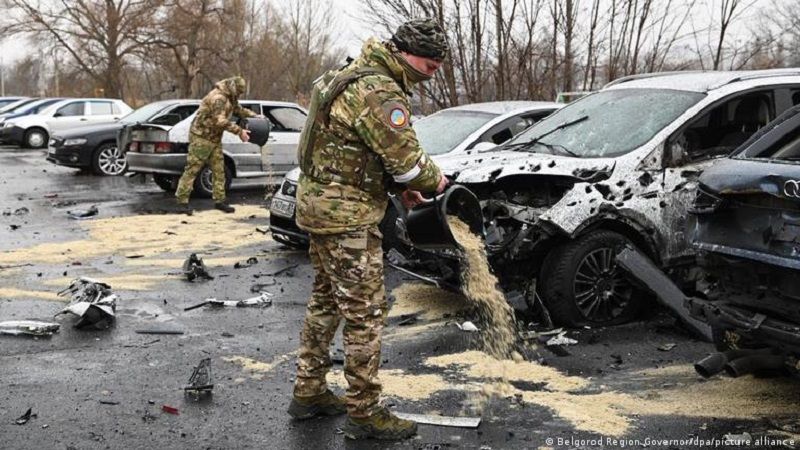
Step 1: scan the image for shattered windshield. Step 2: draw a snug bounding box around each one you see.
[415,110,498,155]
[508,89,705,158]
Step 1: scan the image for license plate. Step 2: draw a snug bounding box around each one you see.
[141,143,155,154]
[48,147,56,156]
[271,198,296,218]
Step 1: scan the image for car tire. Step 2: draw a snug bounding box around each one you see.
[91,142,127,176]
[193,163,232,198]
[24,128,48,149]
[539,230,646,327]
[153,174,178,192]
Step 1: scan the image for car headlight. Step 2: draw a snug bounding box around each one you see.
[64,138,87,146]
[281,181,297,197]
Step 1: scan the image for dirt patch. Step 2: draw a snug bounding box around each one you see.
[327,369,452,401]
[388,283,466,320]
[43,274,180,291]
[223,352,296,380]
[0,287,62,301]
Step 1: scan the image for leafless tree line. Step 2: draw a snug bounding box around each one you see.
[1,0,799,111]
[0,0,342,105]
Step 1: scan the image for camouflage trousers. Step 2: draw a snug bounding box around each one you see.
[293,226,387,418]
[175,135,226,203]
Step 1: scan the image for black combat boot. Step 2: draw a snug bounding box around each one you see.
[178,203,193,216]
[342,407,417,440]
[287,390,346,420]
[214,202,235,213]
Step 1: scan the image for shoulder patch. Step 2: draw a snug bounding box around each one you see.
[382,101,409,129]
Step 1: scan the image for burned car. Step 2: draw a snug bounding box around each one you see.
[403,69,800,327]
[685,104,800,355]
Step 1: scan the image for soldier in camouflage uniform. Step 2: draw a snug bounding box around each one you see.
[286,19,449,440]
[175,76,256,215]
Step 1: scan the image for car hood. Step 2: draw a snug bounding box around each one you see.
[54,122,122,139]
[435,150,616,183]
[286,167,301,183]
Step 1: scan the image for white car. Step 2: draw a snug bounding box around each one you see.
[126,100,307,197]
[268,101,562,248]
[2,98,132,148]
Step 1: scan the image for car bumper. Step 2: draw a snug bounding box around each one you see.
[268,195,308,245]
[0,125,25,145]
[46,144,92,168]
[127,152,186,175]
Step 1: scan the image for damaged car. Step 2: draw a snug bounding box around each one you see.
[685,104,800,355]
[402,69,800,327]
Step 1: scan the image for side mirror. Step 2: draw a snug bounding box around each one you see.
[151,113,182,126]
[53,112,63,118]
[471,141,497,152]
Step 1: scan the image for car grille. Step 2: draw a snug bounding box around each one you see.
[281,180,298,198]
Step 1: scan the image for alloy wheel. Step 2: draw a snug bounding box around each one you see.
[97,145,127,175]
[573,247,634,322]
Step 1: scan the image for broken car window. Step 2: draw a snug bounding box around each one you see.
[414,110,498,155]
[508,89,705,158]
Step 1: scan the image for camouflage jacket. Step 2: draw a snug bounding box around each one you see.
[190,77,256,143]
[296,39,443,235]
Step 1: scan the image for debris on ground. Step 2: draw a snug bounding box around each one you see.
[457,321,480,332]
[397,313,419,326]
[0,320,60,337]
[183,253,214,281]
[99,400,120,405]
[250,280,277,292]
[545,331,578,346]
[234,256,259,269]
[13,207,29,216]
[134,328,185,335]
[184,293,273,311]
[14,408,36,425]
[393,412,481,428]
[56,277,117,330]
[67,205,98,220]
[658,343,677,351]
[184,358,214,393]
[161,405,180,415]
[263,263,299,277]
[255,226,269,234]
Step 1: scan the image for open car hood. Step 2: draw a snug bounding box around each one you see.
[435,150,616,184]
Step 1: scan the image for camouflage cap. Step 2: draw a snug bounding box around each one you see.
[391,18,448,61]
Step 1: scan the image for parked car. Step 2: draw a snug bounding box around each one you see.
[46,100,200,176]
[1,98,132,148]
[0,98,64,135]
[685,104,800,353]
[268,101,562,248]
[397,69,800,328]
[126,100,306,197]
[0,97,30,112]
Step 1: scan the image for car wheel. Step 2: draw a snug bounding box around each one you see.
[24,128,48,148]
[539,230,646,327]
[194,163,232,198]
[153,174,178,192]
[91,143,127,176]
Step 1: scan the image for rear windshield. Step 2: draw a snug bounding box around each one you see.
[508,88,705,158]
[414,110,498,155]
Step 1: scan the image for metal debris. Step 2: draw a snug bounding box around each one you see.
[14,408,35,425]
[161,405,180,415]
[545,331,578,346]
[183,253,214,281]
[134,328,184,335]
[184,293,273,311]
[184,358,213,393]
[263,263,299,277]
[250,280,277,292]
[0,320,60,337]
[393,412,481,428]
[457,321,479,332]
[658,343,677,351]
[67,204,98,219]
[56,277,117,330]
[234,256,258,269]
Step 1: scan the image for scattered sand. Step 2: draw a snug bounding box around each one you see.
[43,274,180,291]
[0,205,267,265]
[448,216,517,358]
[426,350,589,392]
[124,256,246,268]
[223,352,297,380]
[327,369,453,401]
[0,287,62,301]
[388,283,466,320]
[523,391,634,436]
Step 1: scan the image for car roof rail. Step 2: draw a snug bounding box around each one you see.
[603,70,709,88]
[709,69,800,90]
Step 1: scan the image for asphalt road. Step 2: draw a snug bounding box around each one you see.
[1,146,799,450]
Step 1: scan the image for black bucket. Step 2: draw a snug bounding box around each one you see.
[239,117,272,146]
[405,184,484,250]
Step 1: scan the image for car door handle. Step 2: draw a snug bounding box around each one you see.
[80,118,88,121]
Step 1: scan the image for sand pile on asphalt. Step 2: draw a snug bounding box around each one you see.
[448,216,517,359]
[0,205,268,265]
[389,283,466,320]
